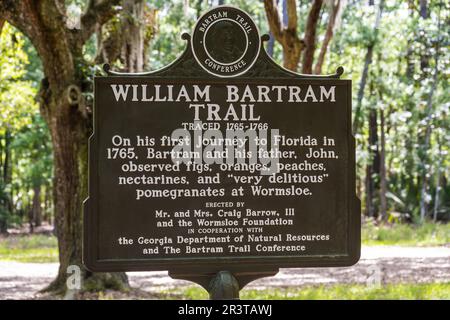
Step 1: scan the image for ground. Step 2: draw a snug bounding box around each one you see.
[0,246,449,299]
[1,223,449,299]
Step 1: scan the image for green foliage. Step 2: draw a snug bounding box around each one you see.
[0,247,58,263]
[148,0,198,69]
[362,221,450,246]
[11,115,53,188]
[0,234,58,263]
[326,1,450,220]
[83,273,129,292]
[0,23,52,229]
[0,24,38,131]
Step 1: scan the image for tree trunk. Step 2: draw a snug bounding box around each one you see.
[379,108,387,220]
[314,0,341,74]
[44,0,155,294]
[365,166,374,218]
[121,0,146,72]
[419,71,438,222]
[0,0,132,295]
[3,129,12,189]
[266,0,281,58]
[365,105,380,218]
[353,44,373,134]
[44,183,52,224]
[265,0,336,72]
[282,39,303,71]
[419,0,428,19]
[264,0,304,71]
[282,0,288,26]
[3,129,13,216]
[352,0,384,134]
[301,0,323,74]
[267,32,275,57]
[0,133,3,171]
[43,92,87,291]
[96,0,155,73]
[0,133,7,234]
[0,217,6,234]
[433,143,442,222]
[419,4,440,223]
[42,91,129,293]
[32,184,42,227]
[419,0,430,79]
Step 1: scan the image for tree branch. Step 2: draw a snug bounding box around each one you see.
[78,0,121,46]
[264,0,304,71]
[314,0,341,74]
[1,1,76,92]
[0,18,5,35]
[0,1,33,39]
[301,0,323,74]
[264,0,284,42]
[286,0,298,31]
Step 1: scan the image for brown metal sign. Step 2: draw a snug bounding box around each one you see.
[83,6,360,283]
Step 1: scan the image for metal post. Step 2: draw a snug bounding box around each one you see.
[208,271,240,300]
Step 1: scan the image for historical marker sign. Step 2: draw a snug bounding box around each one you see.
[84,6,360,281]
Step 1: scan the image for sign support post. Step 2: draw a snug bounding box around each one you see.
[169,269,279,300]
[208,271,239,300]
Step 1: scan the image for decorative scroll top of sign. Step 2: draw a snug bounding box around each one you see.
[102,6,344,79]
[191,6,260,77]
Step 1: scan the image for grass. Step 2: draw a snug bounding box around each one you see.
[361,221,450,246]
[166,283,450,300]
[0,222,448,263]
[0,234,58,263]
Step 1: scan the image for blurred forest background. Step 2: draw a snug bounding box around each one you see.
[0,0,449,296]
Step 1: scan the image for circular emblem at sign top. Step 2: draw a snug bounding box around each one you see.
[191,6,261,78]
